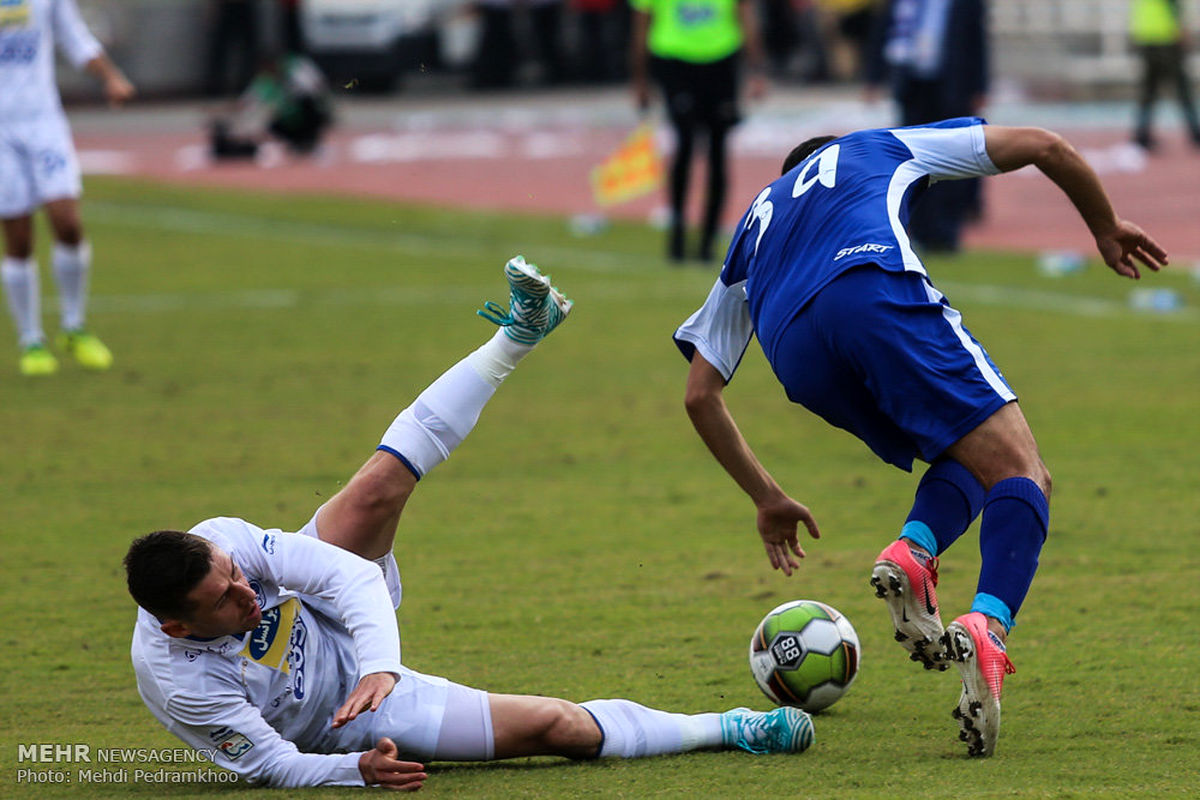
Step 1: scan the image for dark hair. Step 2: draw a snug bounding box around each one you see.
[124,531,213,621]
[781,135,838,175]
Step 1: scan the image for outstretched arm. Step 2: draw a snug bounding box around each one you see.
[84,53,135,107]
[983,126,1169,278]
[684,354,819,575]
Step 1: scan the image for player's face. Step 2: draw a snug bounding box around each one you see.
[174,548,263,638]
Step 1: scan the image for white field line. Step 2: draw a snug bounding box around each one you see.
[85,201,1196,323]
[86,201,635,273]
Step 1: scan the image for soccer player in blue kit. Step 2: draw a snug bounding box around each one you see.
[674,118,1168,757]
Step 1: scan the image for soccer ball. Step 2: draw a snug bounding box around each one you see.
[748,599,861,712]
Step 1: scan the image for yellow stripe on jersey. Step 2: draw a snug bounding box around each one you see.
[239,597,299,673]
[0,0,32,29]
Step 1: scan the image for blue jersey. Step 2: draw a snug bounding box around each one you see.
[675,118,1000,380]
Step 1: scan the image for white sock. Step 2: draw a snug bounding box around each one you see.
[580,699,723,758]
[52,240,91,332]
[465,328,536,387]
[377,329,536,477]
[2,256,44,347]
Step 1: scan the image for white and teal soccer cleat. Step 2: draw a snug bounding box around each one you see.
[477,255,573,344]
[720,706,815,755]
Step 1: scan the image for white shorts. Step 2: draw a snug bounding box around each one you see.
[347,666,494,761]
[0,115,82,218]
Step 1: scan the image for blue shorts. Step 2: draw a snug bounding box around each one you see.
[768,265,1015,471]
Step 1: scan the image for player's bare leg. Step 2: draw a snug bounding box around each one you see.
[488,695,813,760]
[315,256,572,560]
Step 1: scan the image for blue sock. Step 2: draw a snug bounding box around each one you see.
[975,477,1049,631]
[901,458,985,556]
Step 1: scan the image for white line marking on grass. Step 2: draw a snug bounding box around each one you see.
[85,201,1196,322]
[86,201,637,274]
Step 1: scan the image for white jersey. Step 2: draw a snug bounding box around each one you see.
[0,0,102,123]
[130,517,404,787]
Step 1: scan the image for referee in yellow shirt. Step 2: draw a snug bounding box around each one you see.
[631,0,766,263]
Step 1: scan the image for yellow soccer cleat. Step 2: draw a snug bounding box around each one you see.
[19,343,59,376]
[58,330,114,371]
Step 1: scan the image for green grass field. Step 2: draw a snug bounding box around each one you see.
[2,177,1198,798]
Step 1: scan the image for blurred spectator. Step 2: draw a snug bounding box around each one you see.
[760,1,830,82]
[1129,0,1200,150]
[631,0,767,263]
[529,0,567,85]
[205,0,261,97]
[210,52,332,159]
[279,0,305,55]
[866,0,988,252]
[472,0,518,89]
[471,0,566,88]
[820,0,879,80]
[572,0,628,83]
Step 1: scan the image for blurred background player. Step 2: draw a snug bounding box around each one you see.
[674,119,1167,756]
[631,0,767,263]
[1129,0,1200,151]
[209,50,333,160]
[0,0,134,376]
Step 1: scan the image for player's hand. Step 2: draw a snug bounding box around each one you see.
[333,672,397,729]
[358,738,427,791]
[105,75,135,108]
[756,494,820,576]
[1095,219,1168,279]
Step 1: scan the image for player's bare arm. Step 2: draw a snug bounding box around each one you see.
[982,125,1168,278]
[332,671,398,729]
[684,354,819,574]
[84,53,135,107]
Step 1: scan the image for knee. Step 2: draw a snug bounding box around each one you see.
[1034,464,1052,500]
[347,467,412,519]
[52,218,84,246]
[3,229,33,259]
[538,700,601,759]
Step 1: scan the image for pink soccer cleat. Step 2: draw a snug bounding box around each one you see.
[870,539,947,670]
[943,611,1016,757]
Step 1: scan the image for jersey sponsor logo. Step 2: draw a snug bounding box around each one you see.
[239,597,299,673]
[0,30,37,62]
[213,730,254,761]
[676,3,716,27]
[260,533,276,555]
[287,614,308,699]
[0,0,32,29]
[834,243,894,261]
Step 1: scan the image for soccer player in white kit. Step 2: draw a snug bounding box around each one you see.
[124,259,816,790]
[0,0,134,375]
